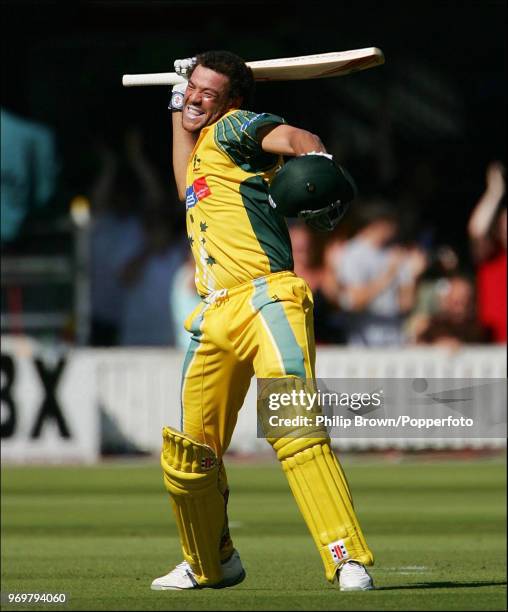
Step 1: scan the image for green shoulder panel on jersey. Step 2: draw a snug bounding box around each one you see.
[239,175,294,273]
[214,110,285,173]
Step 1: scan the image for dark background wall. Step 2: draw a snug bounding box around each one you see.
[2,0,506,258]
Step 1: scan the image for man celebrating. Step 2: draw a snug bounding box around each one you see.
[151,50,374,592]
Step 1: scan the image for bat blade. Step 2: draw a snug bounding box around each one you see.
[248,47,384,81]
[122,47,384,87]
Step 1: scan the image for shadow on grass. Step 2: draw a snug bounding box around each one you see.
[376,580,507,591]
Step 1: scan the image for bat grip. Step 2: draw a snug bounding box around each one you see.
[122,73,186,87]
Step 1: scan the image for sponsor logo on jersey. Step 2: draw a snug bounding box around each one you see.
[240,112,269,132]
[328,539,349,563]
[186,176,212,209]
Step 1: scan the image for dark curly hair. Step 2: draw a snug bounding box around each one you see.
[188,50,255,108]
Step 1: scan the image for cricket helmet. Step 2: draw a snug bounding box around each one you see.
[268,153,357,231]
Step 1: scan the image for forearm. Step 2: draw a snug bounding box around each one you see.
[468,190,501,262]
[129,155,165,207]
[398,282,417,313]
[346,270,397,311]
[288,129,327,155]
[172,112,198,201]
[91,169,114,212]
[468,189,503,239]
[468,162,505,239]
[260,125,326,156]
[320,269,341,305]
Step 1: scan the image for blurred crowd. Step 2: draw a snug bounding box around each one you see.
[292,166,506,349]
[1,111,506,349]
[88,129,186,347]
[87,135,506,350]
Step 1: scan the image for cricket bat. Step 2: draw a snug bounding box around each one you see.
[122,47,384,87]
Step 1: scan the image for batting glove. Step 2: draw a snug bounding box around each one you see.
[174,57,196,78]
[169,57,197,112]
[300,151,334,161]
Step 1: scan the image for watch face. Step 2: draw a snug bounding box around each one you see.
[172,91,184,109]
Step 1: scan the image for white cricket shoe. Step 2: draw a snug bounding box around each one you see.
[338,561,374,591]
[151,550,246,590]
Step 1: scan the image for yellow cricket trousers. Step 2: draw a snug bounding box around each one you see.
[180,270,315,457]
[170,269,374,579]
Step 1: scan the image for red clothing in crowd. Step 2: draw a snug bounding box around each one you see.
[477,250,507,342]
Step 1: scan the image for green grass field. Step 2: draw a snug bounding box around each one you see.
[1,456,506,611]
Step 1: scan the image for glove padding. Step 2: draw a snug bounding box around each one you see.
[301,151,334,161]
[174,57,197,78]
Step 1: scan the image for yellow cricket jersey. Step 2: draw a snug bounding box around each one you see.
[185,108,294,297]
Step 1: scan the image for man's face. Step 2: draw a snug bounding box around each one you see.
[441,278,474,323]
[182,65,234,132]
[371,219,397,246]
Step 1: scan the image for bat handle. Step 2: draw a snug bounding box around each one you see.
[122,72,186,87]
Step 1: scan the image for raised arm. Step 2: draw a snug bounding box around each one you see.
[172,111,198,202]
[258,124,327,156]
[468,161,505,261]
[90,140,117,214]
[125,128,165,209]
[340,247,405,312]
[168,65,199,202]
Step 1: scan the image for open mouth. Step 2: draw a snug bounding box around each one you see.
[186,105,204,119]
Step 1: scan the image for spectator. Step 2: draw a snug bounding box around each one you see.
[468,161,506,343]
[416,274,490,347]
[114,129,185,346]
[88,135,144,346]
[90,127,184,347]
[1,107,59,245]
[289,223,346,343]
[314,230,350,344]
[336,201,426,346]
[119,209,185,346]
[289,222,323,291]
[405,244,460,342]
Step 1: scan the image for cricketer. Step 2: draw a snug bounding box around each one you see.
[151,50,374,592]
